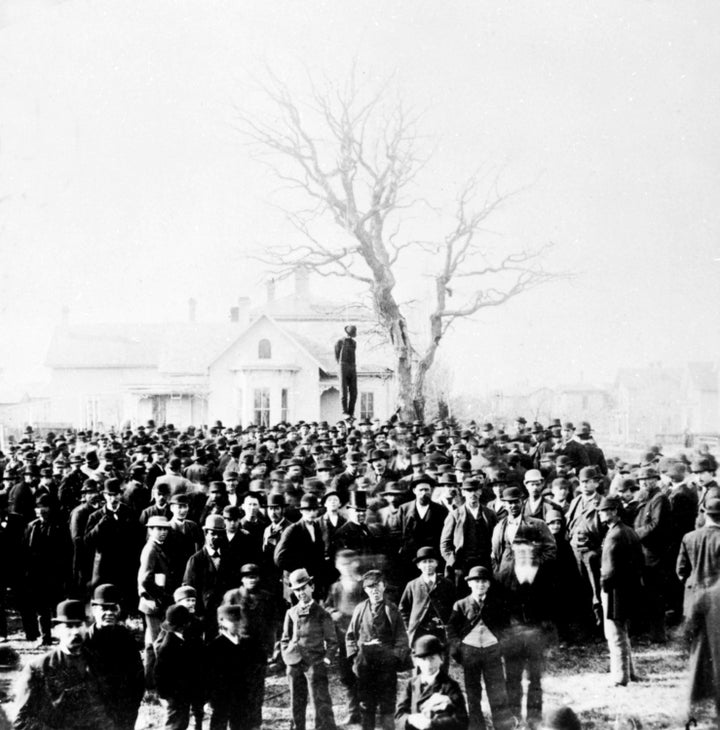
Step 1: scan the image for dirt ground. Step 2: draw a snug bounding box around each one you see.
[0,617,715,730]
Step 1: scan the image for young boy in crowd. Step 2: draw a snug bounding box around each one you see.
[396,635,468,730]
[346,570,410,730]
[281,568,338,730]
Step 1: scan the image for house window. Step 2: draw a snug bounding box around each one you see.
[258,339,272,359]
[253,388,270,427]
[281,388,289,423]
[360,392,374,420]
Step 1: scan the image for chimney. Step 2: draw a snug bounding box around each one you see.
[237,296,251,324]
[266,279,276,303]
[188,298,197,323]
[295,267,309,299]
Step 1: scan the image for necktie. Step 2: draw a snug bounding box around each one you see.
[307,524,315,542]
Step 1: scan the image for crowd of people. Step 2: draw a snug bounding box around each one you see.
[0,414,718,730]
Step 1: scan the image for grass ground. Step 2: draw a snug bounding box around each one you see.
[0,617,715,730]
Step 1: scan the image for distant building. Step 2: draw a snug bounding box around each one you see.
[43,272,396,429]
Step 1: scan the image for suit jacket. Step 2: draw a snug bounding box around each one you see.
[395,670,468,730]
[138,539,173,616]
[346,598,409,671]
[440,505,496,571]
[600,520,643,621]
[566,494,605,553]
[398,501,449,562]
[281,600,337,666]
[446,589,508,656]
[633,489,672,566]
[677,524,720,616]
[183,546,234,619]
[23,518,71,597]
[274,519,327,585]
[399,575,455,643]
[154,631,197,700]
[490,515,556,572]
[14,647,114,730]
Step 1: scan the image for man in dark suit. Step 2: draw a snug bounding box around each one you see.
[183,514,235,638]
[23,494,72,646]
[633,466,672,642]
[446,566,514,730]
[335,324,358,418]
[398,479,449,584]
[490,487,556,575]
[598,496,644,686]
[441,478,497,590]
[396,635,468,730]
[274,493,328,599]
[677,497,720,619]
[84,478,141,608]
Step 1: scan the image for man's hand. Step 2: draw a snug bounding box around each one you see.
[408,713,431,729]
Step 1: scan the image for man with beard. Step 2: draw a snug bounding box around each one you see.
[490,487,556,576]
[85,584,144,730]
[14,600,114,730]
[495,537,556,730]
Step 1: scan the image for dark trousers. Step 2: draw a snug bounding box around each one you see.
[247,660,267,728]
[337,646,360,719]
[357,658,396,730]
[573,548,603,631]
[165,696,191,730]
[209,700,247,730]
[459,643,514,730]
[340,366,357,416]
[638,563,667,641]
[288,660,336,730]
[503,626,545,728]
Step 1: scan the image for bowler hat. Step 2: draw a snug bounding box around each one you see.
[53,599,87,625]
[267,492,286,507]
[91,583,122,606]
[466,566,491,582]
[288,568,314,590]
[370,449,387,462]
[636,467,659,481]
[381,482,406,496]
[524,469,544,483]
[704,498,720,516]
[222,505,242,520]
[147,516,171,529]
[461,478,480,491]
[412,634,444,657]
[300,494,319,510]
[170,493,190,505]
[455,460,472,473]
[173,585,197,602]
[162,604,190,632]
[344,324,357,337]
[438,473,458,486]
[103,478,122,495]
[501,486,524,502]
[203,515,226,532]
[414,546,439,563]
[598,496,622,512]
[578,466,599,481]
[217,604,243,621]
[81,479,99,493]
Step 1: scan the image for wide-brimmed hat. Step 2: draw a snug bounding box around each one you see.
[288,568,313,590]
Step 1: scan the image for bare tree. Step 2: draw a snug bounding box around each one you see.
[239,69,559,420]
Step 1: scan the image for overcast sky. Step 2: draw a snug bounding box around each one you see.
[0,0,718,395]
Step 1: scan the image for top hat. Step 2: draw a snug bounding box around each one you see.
[348,490,367,509]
